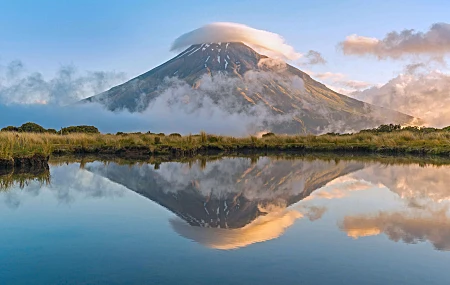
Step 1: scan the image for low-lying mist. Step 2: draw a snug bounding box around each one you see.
[352,66,450,127]
[0,60,308,135]
[2,57,448,135]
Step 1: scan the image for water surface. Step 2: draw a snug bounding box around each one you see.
[1,156,450,284]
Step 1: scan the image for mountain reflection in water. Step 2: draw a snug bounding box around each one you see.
[2,156,450,251]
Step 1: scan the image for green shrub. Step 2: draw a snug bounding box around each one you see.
[402,126,420,132]
[421,127,438,133]
[18,122,46,133]
[169,133,182,137]
[154,136,161,144]
[157,133,165,136]
[1,126,19,132]
[46,129,58,134]
[207,135,219,143]
[61,125,99,134]
[360,124,401,134]
[262,132,275,138]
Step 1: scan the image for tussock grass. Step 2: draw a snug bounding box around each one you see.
[1,129,450,160]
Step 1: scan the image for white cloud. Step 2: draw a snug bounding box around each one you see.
[171,22,302,60]
[351,69,450,127]
[340,23,450,61]
[0,61,126,105]
[309,71,372,94]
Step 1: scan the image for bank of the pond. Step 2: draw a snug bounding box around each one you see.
[0,154,49,173]
[1,130,450,171]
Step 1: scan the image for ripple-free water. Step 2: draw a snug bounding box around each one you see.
[1,157,450,285]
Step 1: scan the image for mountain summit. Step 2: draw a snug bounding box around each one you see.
[83,42,413,133]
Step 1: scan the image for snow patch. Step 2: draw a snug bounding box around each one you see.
[176,46,196,58]
[204,202,210,215]
[187,45,202,56]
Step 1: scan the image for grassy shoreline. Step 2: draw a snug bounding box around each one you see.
[1,129,450,167]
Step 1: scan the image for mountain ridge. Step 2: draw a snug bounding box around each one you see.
[82,42,413,134]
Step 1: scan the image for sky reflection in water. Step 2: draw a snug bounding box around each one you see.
[1,157,450,285]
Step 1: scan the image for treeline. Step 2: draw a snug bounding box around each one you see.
[3,122,450,136]
[116,131,182,137]
[327,124,450,136]
[362,124,450,134]
[1,122,99,134]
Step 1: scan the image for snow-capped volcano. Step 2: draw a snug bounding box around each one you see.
[83,42,413,134]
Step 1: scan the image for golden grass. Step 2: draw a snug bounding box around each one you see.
[1,130,450,160]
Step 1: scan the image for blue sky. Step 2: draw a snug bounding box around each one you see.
[1,0,448,86]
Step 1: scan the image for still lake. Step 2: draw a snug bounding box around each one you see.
[1,156,450,285]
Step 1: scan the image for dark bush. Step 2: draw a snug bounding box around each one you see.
[18,122,46,133]
[46,128,58,134]
[169,133,182,137]
[262,132,275,138]
[443,126,450,131]
[61,125,100,134]
[116,132,125,135]
[377,124,401,133]
[360,124,401,134]
[157,133,165,136]
[154,136,161,144]
[1,126,19,132]
[207,135,219,143]
[421,127,438,133]
[402,126,420,132]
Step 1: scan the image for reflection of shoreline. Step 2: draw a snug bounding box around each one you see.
[0,166,50,190]
[0,163,126,209]
[48,153,450,168]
